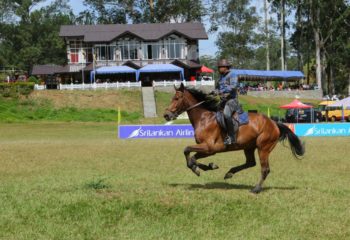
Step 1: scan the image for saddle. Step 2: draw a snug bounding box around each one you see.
[215,110,249,132]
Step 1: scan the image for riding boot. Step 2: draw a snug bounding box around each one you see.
[224,116,236,145]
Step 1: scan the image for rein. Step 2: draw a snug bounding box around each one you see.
[185,101,205,112]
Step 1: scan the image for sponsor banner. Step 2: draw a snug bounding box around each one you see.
[118,124,194,139]
[295,123,350,137]
[118,123,350,139]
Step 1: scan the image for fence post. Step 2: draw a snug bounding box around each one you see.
[59,83,62,90]
[105,82,108,89]
[128,81,130,87]
[117,81,119,88]
[70,82,73,90]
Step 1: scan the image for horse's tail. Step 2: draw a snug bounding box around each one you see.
[276,122,305,159]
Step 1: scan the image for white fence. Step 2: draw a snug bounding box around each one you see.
[34,80,214,91]
[152,80,215,87]
[34,81,141,90]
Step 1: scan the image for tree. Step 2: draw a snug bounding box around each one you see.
[308,0,350,94]
[0,0,74,71]
[81,0,205,24]
[209,0,260,68]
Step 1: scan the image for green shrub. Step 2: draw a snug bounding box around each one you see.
[0,82,34,98]
[27,76,40,84]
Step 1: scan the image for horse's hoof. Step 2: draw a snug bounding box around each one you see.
[250,186,262,194]
[224,172,233,180]
[209,163,219,170]
[192,166,200,177]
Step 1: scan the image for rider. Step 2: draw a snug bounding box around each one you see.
[213,59,240,145]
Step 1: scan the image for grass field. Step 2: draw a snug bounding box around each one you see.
[1,122,349,239]
[0,89,321,124]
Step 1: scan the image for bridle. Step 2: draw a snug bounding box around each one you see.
[167,100,205,119]
[185,101,205,112]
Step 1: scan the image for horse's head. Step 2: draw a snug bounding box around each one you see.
[164,83,188,121]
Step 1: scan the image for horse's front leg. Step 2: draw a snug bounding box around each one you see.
[193,153,219,171]
[184,144,211,176]
[184,143,219,176]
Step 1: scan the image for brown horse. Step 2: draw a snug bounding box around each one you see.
[163,83,305,193]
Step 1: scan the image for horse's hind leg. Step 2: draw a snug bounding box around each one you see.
[251,148,272,194]
[224,148,256,180]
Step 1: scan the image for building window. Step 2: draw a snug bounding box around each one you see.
[165,39,185,59]
[70,49,79,63]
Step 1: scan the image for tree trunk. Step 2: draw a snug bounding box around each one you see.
[321,47,327,94]
[310,0,322,91]
[329,64,335,95]
[280,0,285,70]
[149,0,154,22]
[264,0,270,70]
[348,73,350,96]
[296,0,302,71]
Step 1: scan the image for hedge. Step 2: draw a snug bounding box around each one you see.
[0,82,35,98]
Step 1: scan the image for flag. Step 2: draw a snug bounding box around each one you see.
[118,107,121,124]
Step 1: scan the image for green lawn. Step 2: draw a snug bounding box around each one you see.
[0,90,321,124]
[0,123,349,239]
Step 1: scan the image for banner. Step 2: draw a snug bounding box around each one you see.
[118,123,350,139]
[294,123,350,137]
[118,125,194,139]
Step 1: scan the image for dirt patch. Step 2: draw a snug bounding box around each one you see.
[29,89,142,111]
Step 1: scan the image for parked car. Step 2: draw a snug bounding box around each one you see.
[285,108,322,123]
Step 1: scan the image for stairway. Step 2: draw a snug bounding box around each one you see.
[142,87,157,118]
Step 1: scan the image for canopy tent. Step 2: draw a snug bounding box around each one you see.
[231,69,304,81]
[280,99,313,123]
[196,65,214,73]
[280,99,313,109]
[137,64,184,81]
[328,97,350,109]
[90,66,138,82]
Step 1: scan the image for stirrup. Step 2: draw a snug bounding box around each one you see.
[224,136,235,145]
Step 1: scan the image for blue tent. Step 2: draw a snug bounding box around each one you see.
[137,64,184,81]
[90,66,138,82]
[231,69,304,80]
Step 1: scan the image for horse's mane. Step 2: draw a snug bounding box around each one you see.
[185,87,220,111]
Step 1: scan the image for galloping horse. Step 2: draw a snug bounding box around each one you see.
[163,83,305,193]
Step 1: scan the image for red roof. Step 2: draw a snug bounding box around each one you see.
[196,65,214,73]
[280,99,313,109]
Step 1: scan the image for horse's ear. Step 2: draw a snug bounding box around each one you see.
[179,82,185,92]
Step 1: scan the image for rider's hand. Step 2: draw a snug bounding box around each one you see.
[209,90,217,96]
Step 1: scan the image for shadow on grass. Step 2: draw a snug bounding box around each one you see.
[169,182,298,191]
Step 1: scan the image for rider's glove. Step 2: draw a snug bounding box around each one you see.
[209,90,218,96]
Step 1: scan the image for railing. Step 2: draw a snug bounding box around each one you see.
[34,82,142,90]
[34,80,214,91]
[34,85,46,90]
[152,80,215,87]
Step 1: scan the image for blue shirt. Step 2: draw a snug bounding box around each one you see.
[217,70,239,94]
